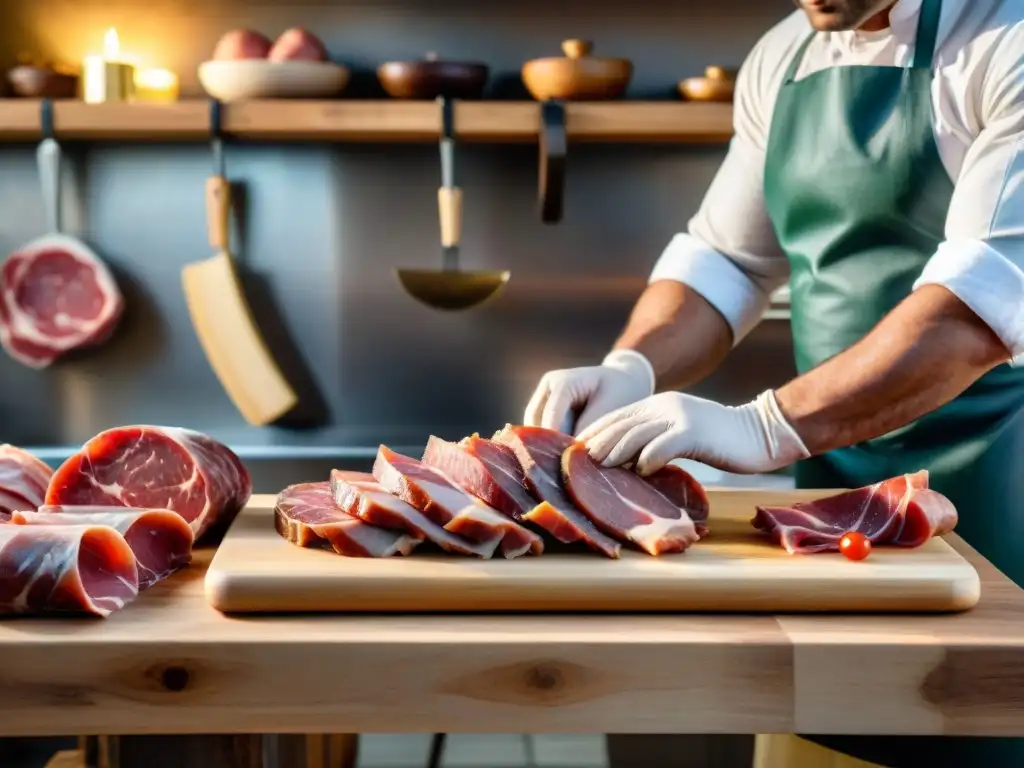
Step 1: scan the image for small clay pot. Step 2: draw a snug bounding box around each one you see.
[7,65,79,99]
[521,39,633,101]
[377,53,489,99]
[678,65,738,103]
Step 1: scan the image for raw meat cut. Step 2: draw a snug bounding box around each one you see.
[0,523,138,616]
[421,435,539,522]
[45,426,251,543]
[492,425,622,558]
[275,481,421,557]
[561,442,700,556]
[752,470,958,554]
[372,445,544,559]
[0,444,53,520]
[644,465,711,538]
[0,236,124,368]
[14,506,194,589]
[331,470,500,558]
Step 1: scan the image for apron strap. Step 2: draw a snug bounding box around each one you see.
[912,0,943,70]
[783,33,816,84]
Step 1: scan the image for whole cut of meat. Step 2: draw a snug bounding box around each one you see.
[492,425,622,558]
[0,523,138,616]
[0,444,53,520]
[0,236,124,368]
[45,426,251,543]
[372,445,543,559]
[331,470,500,558]
[643,464,711,538]
[14,506,194,589]
[561,443,700,556]
[752,470,958,554]
[276,481,422,557]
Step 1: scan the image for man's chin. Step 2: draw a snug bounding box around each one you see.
[805,11,855,31]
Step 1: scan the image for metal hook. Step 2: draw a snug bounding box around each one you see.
[538,100,566,224]
[40,98,55,141]
[209,99,224,176]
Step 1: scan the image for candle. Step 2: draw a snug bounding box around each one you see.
[134,68,179,102]
[82,28,135,103]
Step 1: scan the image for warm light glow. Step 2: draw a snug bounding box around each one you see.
[134,68,179,102]
[103,27,120,60]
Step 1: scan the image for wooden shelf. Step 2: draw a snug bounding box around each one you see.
[0,99,733,143]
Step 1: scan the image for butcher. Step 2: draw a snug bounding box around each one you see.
[524,0,1023,765]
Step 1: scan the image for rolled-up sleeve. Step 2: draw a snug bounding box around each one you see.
[914,29,1024,364]
[649,31,790,345]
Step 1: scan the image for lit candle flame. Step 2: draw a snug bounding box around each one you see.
[103,27,120,60]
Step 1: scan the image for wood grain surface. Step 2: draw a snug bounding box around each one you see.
[205,492,980,614]
[0,496,1021,738]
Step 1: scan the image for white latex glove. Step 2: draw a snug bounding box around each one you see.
[523,349,656,435]
[576,390,810,475]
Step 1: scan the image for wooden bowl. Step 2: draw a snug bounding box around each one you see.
[522,39,633,101]
[678,65,738,102]
[7,65,79,98]
[377,53,489,99]
[197,59,350,101]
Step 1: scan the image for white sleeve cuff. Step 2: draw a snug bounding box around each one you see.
[914,239,1024,365]
[648,233,772,345]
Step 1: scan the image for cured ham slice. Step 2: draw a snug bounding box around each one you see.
[752,470,957,554]
[643,465,711,538]
[331,470,500,558]
[0,444,53,520]
[13,506,194,589]
[561,443,700,556]
[493,425,621,558]
[372,445,543,559]
[45,426,252,543]
[275,482,421,557]
[0,524,138,616]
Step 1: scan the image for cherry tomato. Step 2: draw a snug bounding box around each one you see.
[839,531,871,561]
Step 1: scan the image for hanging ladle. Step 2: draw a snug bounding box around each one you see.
[394,96,510,311]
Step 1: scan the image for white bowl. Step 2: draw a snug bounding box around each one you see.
[197,59,350,101]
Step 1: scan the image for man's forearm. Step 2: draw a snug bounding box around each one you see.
[775,285,1012,455]
[613,280,734,391]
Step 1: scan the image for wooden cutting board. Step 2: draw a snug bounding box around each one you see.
[205,490,981,614]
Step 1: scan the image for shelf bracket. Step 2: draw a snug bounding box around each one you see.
[40,98,54,141]
[538,100,566,224]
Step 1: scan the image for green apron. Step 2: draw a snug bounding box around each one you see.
[763,0,1024,764]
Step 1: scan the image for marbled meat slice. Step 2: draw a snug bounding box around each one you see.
[0,444,53,520]
[561,443,700,556]
[493,425,622,558]
[276,481,422,557]
[372,445,543,559]
[0,523,138,616]
[14,506,194,589]
[421,435,540,522]
[752,470,956,554]
[44,426,252,543]
[643,464,711,538]
[331,470,500,558]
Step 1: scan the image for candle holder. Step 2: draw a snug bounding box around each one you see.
[83,56,134,103]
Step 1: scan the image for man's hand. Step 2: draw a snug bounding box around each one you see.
[577,390,810,475]
[523,350,655,435]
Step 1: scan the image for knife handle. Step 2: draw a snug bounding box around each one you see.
[438,186,462,248]
[206,176,231,250]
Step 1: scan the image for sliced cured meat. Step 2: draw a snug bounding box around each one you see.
[752,470,956,554]
[0,236,124,368]
[0,444,53,519]
[45,426,252,543]
[0,523,138,616]
[561,442,700,556]
[331,470,500,558]
[493,425,621,558]
[372,446,543,559]
[421,435,539,522]
[275,481,421,557]
[14,506,194,589]
[643,465,711,538]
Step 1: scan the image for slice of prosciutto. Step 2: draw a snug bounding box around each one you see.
[275,481,422,558]
[45,426,252,543]
[493,425,622,558]
[0,523,138,616]
[643,464,711,538]
[372,445,543,559]
[13,506,194,589]
[752,470,958,554]
[331,470,500,558]
[0,444,53,520]
[561,443,700,556]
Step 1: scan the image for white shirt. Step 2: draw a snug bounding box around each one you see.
[650,0,1024,362]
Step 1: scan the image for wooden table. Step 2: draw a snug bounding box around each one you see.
[4,531,1024,767]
